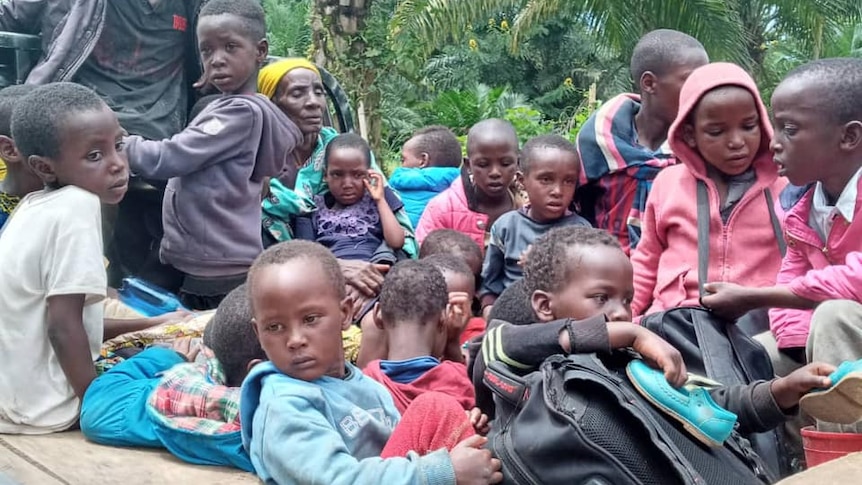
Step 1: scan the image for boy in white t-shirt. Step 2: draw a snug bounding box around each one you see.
[0,83,129,434]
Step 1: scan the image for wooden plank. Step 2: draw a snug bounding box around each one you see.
[0,432,257,485]
[777,452,862,484]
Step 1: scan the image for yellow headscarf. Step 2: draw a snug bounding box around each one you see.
[258,58,320,99]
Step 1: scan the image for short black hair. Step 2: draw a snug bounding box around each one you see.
[487,278,536,326]
[630,29,706,85]
[0,84,36,137]
[203,284,264,387]
[199,0,266,41]
[421,253,473,280]
[378,260,448,326]
[781,58,862,124]
[11,82,107,159]
[466,118,518,157]
[520,134,579,174]
[189,94,221,123]
[524,226,621,295]
[248,241,345,307]
[419,229,483,272]
[409,125,463,168]
[324,133,372,169]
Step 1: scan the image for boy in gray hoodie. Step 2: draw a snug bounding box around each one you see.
[123,0,302,310]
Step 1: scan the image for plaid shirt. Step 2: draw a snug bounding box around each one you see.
[147,350,241,435]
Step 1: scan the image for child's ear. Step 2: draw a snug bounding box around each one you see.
[682,124,697,148]
[250,319,260,338]
[339,296,353,331]
[640,71,658,95]
[372,302,385,331]
[256,38,269,67]
[530,290,555,323]
[840,120,862,152]
[0,136,21,163]
[246,358,264,373]
[419,152,430,169]
[27,155,55,185]
[515,170,525,186]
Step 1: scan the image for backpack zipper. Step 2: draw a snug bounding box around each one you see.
[492,427,540,485]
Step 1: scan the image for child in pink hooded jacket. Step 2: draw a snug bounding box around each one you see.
[631,62,787,317]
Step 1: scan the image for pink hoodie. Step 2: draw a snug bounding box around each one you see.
[415,177,489,251]
[631,63,787,316]
[768,177,862,348]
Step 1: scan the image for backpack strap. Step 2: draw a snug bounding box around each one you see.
[696,180,710,298]
[763,188,787,257]
[484,361,531,408]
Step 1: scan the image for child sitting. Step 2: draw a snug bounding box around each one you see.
[122,0,302,310]
[0,83,129,434]
[241,240,501,484]
[0,84,39,229]
[419,228,484,277]
[363,260,475,413]
[631,62,786,317]
[473,226,833,433]
[295,133,406,263]
[701,58,862,433]
[416,119,523,253]
[390,126,463,227]
[480,134,590,315]
[80,284,265,470]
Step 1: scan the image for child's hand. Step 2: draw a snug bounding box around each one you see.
[467,407,490,435]
[450,435,502,485]
[700,282,756,320]
[364,170,386,202]
[770,362,836,410]
[517,245,532,268]
[608,323,687,387]
[446,292,472,338]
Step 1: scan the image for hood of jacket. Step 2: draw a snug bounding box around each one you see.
[231,94,303,183]
[669,62,777,182]
[389,167,461,192]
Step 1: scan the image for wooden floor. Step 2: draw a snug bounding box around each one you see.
[0,432,257,484]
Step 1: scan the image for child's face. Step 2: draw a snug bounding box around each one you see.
[645,50,709,125]
[33,106,128,204]
[324,147,370,206]
[521,147,579,223]
[275,68,325,136]
[197,14,268,95]
[400,136,426,169]
[251,259,352,381]
[684,86,761,176]
[771,77,843,187]
[532,245,634,323]
[467,136,518,199]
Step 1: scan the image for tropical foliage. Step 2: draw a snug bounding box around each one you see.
[263,0,862,173]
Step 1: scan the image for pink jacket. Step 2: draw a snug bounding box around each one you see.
[632,63,787,316]
[416,177,489,251]
[768,177,862,348]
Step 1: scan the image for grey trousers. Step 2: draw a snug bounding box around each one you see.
[756,300,862,433]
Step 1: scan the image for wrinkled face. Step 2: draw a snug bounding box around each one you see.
[685,86,761,176]
[466,136,518,199]
[771,77,842,187]
[35,106,129,204]
[197,14,267,94]
[251,259,351,382]
[646,50,709,125]
[400,136,425,169]
[522,147,579,223]
[274,68,325,135]
[324,147,370,206]
[535,245,634,323]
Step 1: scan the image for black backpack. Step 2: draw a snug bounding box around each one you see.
[484,351,775,485]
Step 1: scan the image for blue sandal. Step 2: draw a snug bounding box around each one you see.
[800,359,862,424]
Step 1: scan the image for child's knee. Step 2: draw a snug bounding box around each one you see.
[810,300,862,333]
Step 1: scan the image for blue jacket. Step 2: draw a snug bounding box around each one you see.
[388,167,460,228]
[240,362,456,485]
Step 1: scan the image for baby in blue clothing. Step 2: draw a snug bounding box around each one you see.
[240,240,501,484]
[389,126,463,227]
[295,133,406,263]
[480,134,590,316]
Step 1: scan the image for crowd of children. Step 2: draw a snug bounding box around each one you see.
[0,0,861,481]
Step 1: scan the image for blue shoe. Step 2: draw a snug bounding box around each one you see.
[626,359,738,447]
[800,359,862,424]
